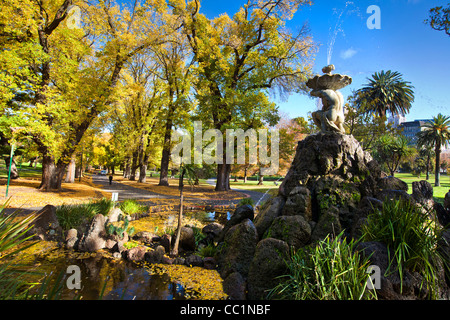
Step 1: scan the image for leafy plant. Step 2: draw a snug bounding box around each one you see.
[119,199,148,216]
[362,198,445,297]
[56,203,99,231]
[197,243,218,258]
[90,198,115,216]
[238,197,254,207]
[106,214,135,240]
[269,232,377,300]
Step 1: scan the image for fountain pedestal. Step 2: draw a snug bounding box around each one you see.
[306,65,352,134]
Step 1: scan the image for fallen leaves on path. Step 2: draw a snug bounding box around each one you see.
[113,176,247,201]
[0,176,110,208]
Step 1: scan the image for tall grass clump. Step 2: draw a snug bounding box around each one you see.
[0,201,39,299]
[269,232,377,300]
[362,198,445,298]
[119,199,148,215]
[56,198,115,231]
[91,198,115,216]
[56,203,98,231]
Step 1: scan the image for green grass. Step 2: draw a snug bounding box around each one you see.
[395,172,449,204]
[362,198,445,298]
[268,232,377,300]
[119,199,148,215]
[55,198,115,231]
[0,163,42,179]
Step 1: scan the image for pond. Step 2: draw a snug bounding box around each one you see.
[27,251,189,300]
[5,209,233,300]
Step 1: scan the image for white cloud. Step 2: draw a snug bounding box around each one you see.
[340,47,358,60]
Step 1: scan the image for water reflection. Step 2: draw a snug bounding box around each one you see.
[36,254,187,300]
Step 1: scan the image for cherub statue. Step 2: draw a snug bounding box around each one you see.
[306,65,352,135]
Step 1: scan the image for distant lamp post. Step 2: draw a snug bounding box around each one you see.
[5,127,23,198]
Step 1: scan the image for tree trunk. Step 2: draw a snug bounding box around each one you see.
[123,157,131,178]
[159,111,174,186]
[258,173,264,185]
[138,162,148,183]
[435,146,441,187]
[129,151,138,181]
[243,167,248,183]
[138,133,148,183]
[39,154,56,191]
[215,163,231,191]
[65,154,76,183]
[5,156,19,180]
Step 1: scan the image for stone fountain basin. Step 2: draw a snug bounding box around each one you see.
[306,73,352,91]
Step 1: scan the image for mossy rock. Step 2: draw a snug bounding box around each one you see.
[263,215,311,249]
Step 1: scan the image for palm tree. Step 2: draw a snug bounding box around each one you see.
[375,134,414,177]
[417,114,450,186]
[417,144,435,181]
[355,70,415,119]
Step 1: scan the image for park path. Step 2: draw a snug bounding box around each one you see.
[93,175,271,208]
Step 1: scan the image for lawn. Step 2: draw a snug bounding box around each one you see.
[229,179,281,194]
[395,172,449,204]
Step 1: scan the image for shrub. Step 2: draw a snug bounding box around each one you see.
[119,199,148,215]
[91,198,115,216]
[361,199,445,297]
[56,203,99,231]
[106,214,135,240]
[197,243,218,258]
[238,197,254,207]
[268,232,377,300]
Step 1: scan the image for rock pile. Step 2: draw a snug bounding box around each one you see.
[215,132,450,300]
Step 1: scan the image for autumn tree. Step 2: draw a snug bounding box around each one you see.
[0,0,170,190]
[172,0,316,191]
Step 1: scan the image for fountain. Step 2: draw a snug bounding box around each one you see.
[307,65,352,134]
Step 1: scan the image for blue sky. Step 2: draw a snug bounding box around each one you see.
[198,0,450,122]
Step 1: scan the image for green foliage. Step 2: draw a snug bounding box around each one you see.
[417,113,450,186]
[355,70,415,119]
[56,203,99,231]
[362,199,445,297]
[106,214,135,240]
[55,198,114,231]
[373,134,415,176]
[238,197,254,207]
[197,243,219,258]
[191,226,206,248]
[119,199,148,216]
[269,232,376,300]
[91,198,115,216]
[0,201,64,300]
[426,4,450,36]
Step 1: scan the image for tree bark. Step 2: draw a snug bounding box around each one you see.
[159,100,174,187]
[435,146,441,187]
[215,163,231,191]
[258,173,264,185]
[129,151,138,181]
[4,156,19,180]
[65,154,76,183]
[39,154,56,191]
